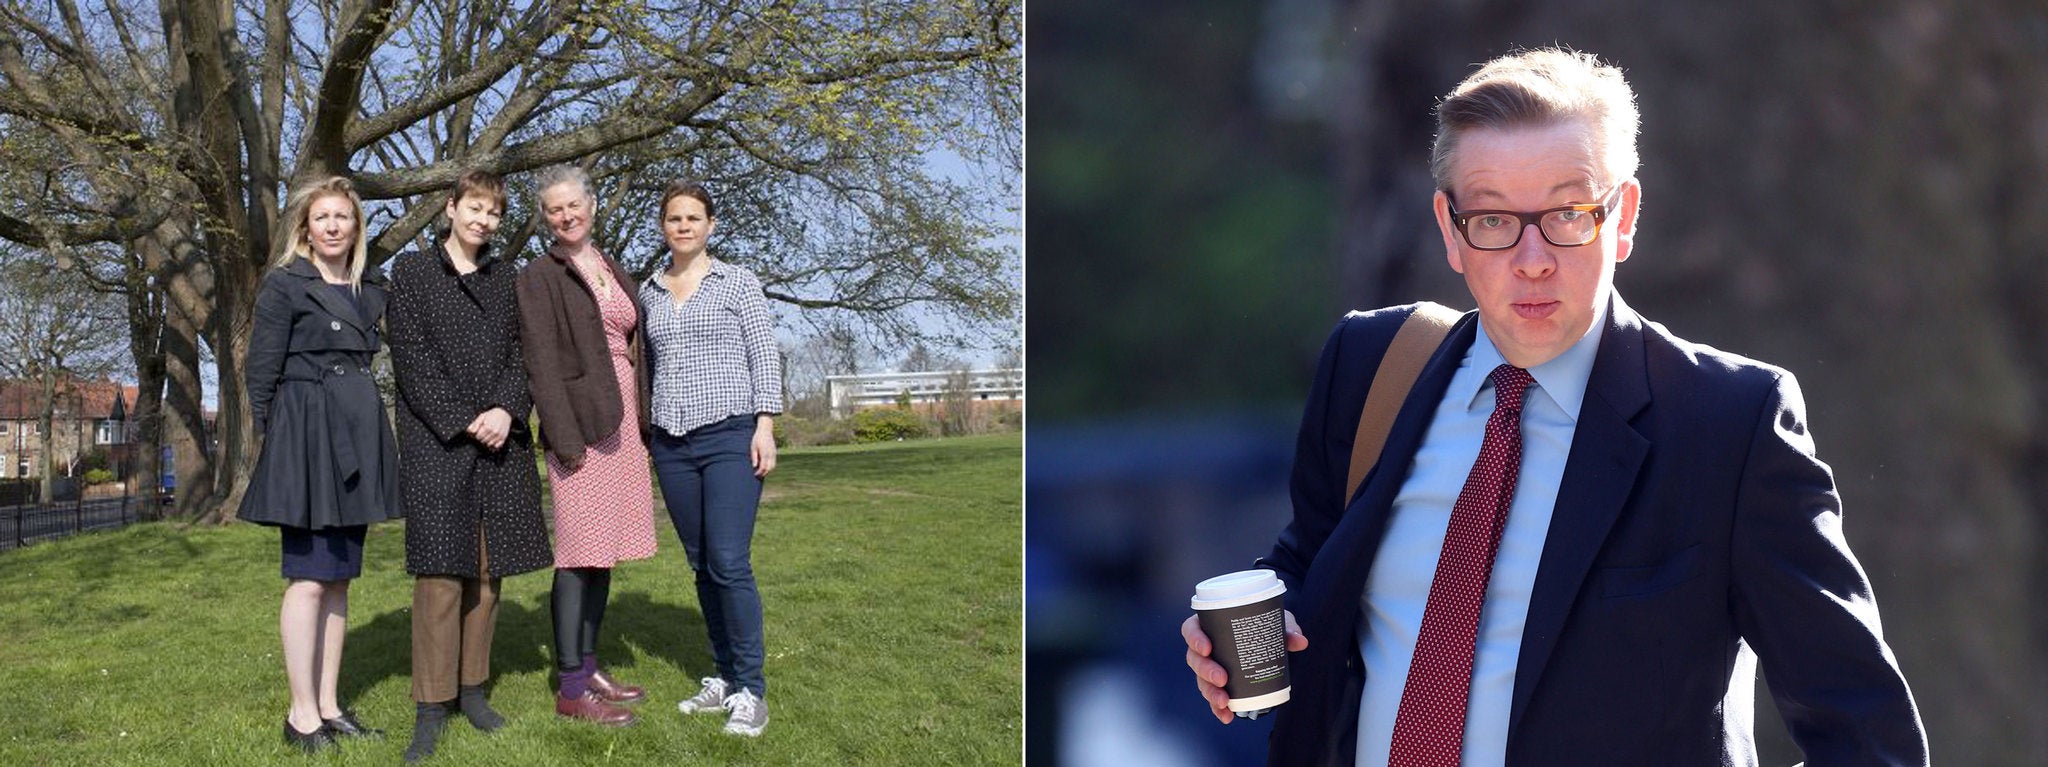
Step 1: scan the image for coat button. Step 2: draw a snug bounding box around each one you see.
[331,320,342,331]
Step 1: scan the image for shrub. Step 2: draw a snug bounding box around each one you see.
[850,407,928,443]
[83,468,116,485]
[776,416,857,447]
[76,447,111,473]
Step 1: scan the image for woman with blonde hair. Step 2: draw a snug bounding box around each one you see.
[239,175,401,753]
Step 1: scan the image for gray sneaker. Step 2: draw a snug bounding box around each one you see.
[677,677,729,715]
[722,689,766,737]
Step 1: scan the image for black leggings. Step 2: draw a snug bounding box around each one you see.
[550,567,611,673]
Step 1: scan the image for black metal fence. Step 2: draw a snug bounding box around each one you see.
[0,492,156,552]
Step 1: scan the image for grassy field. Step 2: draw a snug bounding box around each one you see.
[0,433,1020,766]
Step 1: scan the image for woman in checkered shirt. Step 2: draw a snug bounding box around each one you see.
[638,181,782,738]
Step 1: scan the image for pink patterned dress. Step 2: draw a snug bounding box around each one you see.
[547,259,656,568]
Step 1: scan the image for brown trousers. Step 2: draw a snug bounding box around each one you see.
[410,574,501,703]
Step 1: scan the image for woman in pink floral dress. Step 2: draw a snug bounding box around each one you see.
[515,164,656,726]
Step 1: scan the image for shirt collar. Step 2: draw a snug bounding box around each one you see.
[280,256,386,286]
[431,237,497,273]
[642,257,726,295]
[1459,298,1609,422]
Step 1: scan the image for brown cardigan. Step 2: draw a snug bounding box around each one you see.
[515,247,651,464]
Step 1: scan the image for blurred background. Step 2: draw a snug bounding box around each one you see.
[1025,1,2048,765]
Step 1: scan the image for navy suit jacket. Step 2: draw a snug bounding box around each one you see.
[1258,294,1926,766]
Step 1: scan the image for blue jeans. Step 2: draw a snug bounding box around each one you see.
[651,415,766,696]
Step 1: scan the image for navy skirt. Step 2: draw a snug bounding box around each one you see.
[280,525,368,581]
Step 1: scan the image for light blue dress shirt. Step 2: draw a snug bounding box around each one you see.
[1354,300,1608,767]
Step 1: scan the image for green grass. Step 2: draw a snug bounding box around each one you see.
[0,433,1020,765]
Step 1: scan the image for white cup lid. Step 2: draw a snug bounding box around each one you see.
[1191,569,1285,610]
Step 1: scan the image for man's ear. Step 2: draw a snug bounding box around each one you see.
[1434,190,1465,273]
[1612,178,1641,265]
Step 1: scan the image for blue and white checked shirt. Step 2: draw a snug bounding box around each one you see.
[639,259,784,435]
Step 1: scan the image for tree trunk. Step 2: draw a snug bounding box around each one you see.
[162,293,213,518]
[36,365,55,502]
[200,284,255,524]
[131,215,223,521]
[125,246,167,519]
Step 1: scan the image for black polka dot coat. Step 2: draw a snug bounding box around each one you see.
[386,243,550,578]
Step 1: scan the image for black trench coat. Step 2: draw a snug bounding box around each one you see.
[387,243,549,578]
[239,258,402,529]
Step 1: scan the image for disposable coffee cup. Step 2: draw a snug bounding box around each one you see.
[1191,569,1291,713]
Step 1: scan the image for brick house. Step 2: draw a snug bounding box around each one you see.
[0,377,138,480]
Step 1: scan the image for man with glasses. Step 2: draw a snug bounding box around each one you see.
[1182,48,1927,766]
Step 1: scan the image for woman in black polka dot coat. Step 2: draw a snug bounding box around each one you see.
[385,171,549,759]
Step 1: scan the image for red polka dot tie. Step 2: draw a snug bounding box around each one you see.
[1388,364,1534,767]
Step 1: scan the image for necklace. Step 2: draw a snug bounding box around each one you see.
[573,253,609,292]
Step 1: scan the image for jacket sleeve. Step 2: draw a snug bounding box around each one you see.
[386,259,479,444]
[1256,315,1363,594]
[1729,371,1928,766]
[516,269,585,463]
[245,275,292,434]
[736,271,783,415]
[488,279,534,425]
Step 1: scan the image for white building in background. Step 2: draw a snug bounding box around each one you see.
[825,368,1023,418]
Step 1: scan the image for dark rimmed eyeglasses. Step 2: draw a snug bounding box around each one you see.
[1447,188,1622,250]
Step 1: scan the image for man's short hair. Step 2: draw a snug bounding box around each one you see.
[1429,47,1640,191]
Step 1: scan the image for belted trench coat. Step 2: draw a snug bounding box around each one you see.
[237,258,402,530]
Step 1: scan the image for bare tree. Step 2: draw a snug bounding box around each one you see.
[0,247,125,501]
[939,369,972,436]
[782,331,850,420]
[899,340,965,373]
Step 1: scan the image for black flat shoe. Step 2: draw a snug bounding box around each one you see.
[322,710,384,739]
[283,719,336,754]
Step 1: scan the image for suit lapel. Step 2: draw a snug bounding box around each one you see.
[1507,293,1652,740]
[1355,315,1477,507]
[1315,312,1479,634]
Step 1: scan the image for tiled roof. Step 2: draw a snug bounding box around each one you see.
[0,377,134,420]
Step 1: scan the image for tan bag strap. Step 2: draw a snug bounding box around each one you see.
[1344,302,1463,502]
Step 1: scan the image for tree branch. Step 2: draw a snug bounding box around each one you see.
[261,0,288,185]
[469,16,597,150]
[50,0,128,109]
[298,0,399,178]
[343,0,570,151]
[364,193,441,265]
[0,207,169,249]
[762,289,945,312]
[353,79,728,199]
[100,0,159,103]
[212,0,278,252]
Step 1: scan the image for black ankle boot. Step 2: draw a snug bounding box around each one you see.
[458,685,505,732]
[403,701,450,763]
